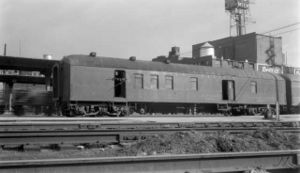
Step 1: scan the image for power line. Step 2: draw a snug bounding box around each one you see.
[261,22,300,34]
[175,23,300,57]
[272,28,300,36]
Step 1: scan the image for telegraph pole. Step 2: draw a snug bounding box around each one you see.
[3,43,7,56]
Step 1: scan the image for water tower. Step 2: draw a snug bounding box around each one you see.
[43,54,52,60]
[200,42,215,58]
[225,0,251,36]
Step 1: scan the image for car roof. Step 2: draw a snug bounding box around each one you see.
[63,54,281,80]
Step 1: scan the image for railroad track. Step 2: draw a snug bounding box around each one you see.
[1,121,299,131]
[1,121,299,149]
[0,150,299,173]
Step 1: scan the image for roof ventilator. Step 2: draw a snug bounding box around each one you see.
[129,56,136,61]
[89,52,97,57]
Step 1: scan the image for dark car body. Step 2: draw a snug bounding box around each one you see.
[53,54,287,116]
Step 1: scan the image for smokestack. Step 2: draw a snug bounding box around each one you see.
[3,44,6,56]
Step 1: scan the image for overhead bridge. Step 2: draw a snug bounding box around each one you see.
[0,55,59,85]
[0,55,59,111]
[0,55,59,72]
[0,75,47,84]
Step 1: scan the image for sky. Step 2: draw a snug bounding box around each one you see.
[0,0,299,66]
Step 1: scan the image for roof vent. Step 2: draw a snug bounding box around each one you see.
[129,56,136,61]
[89,52,97,57]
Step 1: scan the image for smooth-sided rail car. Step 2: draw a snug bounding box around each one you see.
[52,54,287,116]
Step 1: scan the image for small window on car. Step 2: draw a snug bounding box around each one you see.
[134,73,143,89]
[250,81,257,94]
[165,75,174,90]
[150,75,159,89]
[189,77,198,91]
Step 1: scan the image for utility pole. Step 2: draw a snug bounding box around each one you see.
[19,40,21,56]
[3,44,7,56]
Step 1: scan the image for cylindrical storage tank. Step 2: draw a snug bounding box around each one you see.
[200,42,215,58]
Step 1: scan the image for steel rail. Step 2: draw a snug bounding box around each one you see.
[0,121,299,147]
[0,150,299,173]
[1,121,299,131]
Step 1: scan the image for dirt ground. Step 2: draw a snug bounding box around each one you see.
[118,128,299,156]
[1,128,299,160]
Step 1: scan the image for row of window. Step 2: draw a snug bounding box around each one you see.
[133,73,258,94]
[134,74,175,90]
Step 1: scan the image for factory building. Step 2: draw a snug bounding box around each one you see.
[153,32,290,73]
[193,32,284,65]
[192,32,285,72]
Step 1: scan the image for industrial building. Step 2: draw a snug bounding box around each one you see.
[193,32,284,69]
[152,32,294,74]
[152,0,297,75]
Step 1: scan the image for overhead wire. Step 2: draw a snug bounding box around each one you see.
[272,28,300,36]
[166,22,300,58]
[260,22,300,34]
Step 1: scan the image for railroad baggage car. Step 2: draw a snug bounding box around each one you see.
[52,54,287,116]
